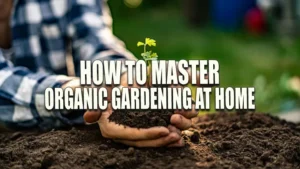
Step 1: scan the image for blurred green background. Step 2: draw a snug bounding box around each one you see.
[108,0,300,113]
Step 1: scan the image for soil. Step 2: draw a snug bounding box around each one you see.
[109,110,173,128]
[108,98,195,129]
[1,112,300,169]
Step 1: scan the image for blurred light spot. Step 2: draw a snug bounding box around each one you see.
[257,0,273,10]
[124,0,142,8]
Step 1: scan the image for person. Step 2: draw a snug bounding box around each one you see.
[0,0,198,147]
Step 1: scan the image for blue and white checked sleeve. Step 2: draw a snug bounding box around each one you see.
[0,50,76,130]
[66,0,136,65]
[0,0,136,130]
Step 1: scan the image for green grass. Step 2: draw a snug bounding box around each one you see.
[111,6,300,113]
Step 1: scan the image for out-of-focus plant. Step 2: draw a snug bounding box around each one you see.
[288,77,300,96]
[254,73,300,113]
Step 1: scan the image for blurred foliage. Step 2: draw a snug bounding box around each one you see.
[108,0,300,113]
[254,74,300,113]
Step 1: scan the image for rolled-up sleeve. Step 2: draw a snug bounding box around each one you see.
[0,50,76,130]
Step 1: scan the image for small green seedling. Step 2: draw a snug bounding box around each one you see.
[137,38,158,84]
[137,38,158,65]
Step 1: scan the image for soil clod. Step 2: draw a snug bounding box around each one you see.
[125,147,135,155]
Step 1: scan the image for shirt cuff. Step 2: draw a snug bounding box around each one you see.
[33,75,80,129]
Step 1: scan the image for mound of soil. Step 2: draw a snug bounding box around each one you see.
[108,110,173,128]
[1,112,300,169]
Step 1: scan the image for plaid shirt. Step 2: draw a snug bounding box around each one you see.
[0,0,135,130]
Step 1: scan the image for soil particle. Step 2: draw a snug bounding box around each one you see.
[1,112,300,169]
[260,150,273,162]
[104,158,117,168]
[230,122,241,130]
[125,147,135,155]
[205,155,214,162]
[11,165,23,169]
[31,162,41,169]
[295,126,300,132]
[98,144,108,150]
[9,132,22,140]
[70,127,77,135]
[41,154,54,169]
[180,152,185,158]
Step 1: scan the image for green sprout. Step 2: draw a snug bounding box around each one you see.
[137,38,158,84]
[137,38,158,66]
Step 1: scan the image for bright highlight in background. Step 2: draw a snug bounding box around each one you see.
[124,0,143,8]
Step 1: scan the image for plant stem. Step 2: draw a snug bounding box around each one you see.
[144,44,151,85]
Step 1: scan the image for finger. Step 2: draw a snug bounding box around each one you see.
[168,125,181,135]
[167,138,185,147]
[167,85,198,119]
[101,123,170,140]
[170,114,192,130]
[84,110,101,124]
[174,104,198,119]
[114,132,181,148]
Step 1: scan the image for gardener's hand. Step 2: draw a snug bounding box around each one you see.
[168,68,207,130]
[171,104,198,130]
[85,104,184,148]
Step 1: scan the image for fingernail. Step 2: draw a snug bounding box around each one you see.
[85,122,98,125]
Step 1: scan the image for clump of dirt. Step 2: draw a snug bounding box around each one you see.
[109,110,173,128]
[0,112,300,169]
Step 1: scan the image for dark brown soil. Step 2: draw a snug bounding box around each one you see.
[1,112,300,169]
[109,110,173,128]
